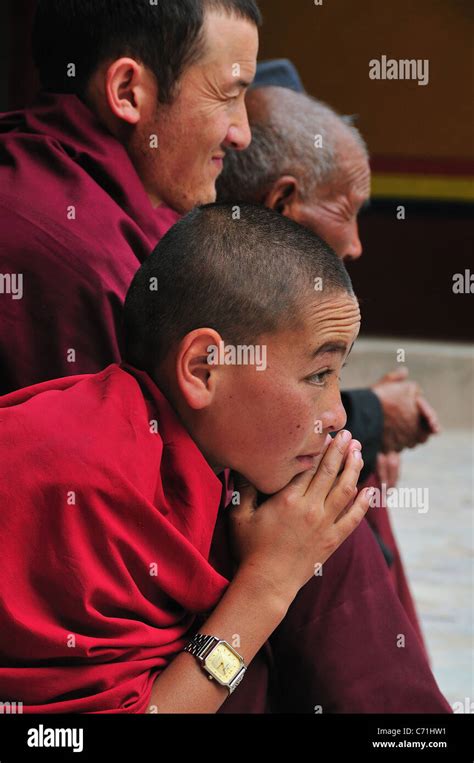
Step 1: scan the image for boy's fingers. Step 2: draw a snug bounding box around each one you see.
[334,487,373,536]
[338,438,362,474]
[326,446,364,517]
[305,430,353,500]
[286,433,333,496]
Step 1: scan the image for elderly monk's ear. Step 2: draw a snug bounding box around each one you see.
[175,329,223,411]
[264,176,298,216]
[103,58,156,126]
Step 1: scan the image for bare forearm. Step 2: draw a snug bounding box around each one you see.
[145,565,292,713]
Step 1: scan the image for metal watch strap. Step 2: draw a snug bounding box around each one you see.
[184,633,246,694]
[184,633,220,660]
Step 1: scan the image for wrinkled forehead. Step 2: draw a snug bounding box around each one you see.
[270,291,361,365]
[302,289,360,337]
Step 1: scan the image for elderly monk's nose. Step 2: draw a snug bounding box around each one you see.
[343,222,363,262]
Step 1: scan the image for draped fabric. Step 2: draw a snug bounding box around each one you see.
[0,93,180,393]
[0,363,229,713]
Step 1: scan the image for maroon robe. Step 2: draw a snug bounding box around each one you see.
[0,94,422,653]
[0,91,449,714]
[0,364,229,713]
[0,363,450,713]
[0,93,180,394]
[209,488,451,714]
[361,472,429,659]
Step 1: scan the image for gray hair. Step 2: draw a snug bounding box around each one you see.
[216,86,368,204]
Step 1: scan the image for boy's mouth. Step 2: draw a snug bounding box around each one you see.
[296,434,333,467]
[295,453,321,468]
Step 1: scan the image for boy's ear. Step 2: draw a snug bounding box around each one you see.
[175,328,223,410]
[264,175,298,215]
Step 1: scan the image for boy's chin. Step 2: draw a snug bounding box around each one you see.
[244,470,294,498]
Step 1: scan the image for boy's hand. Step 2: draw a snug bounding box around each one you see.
[228,431,373,603]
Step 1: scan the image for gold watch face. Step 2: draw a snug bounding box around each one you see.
[204,642,242,683]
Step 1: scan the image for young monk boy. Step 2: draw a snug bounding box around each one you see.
[0,204,450,713]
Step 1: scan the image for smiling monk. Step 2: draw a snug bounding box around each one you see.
[0,0,260,393]
[0,204,450,713]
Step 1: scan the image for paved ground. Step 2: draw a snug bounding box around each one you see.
[389,429,473,710]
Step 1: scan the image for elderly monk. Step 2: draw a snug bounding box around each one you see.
[0,204,450,714]
[216,85,440,468]
[216,84,440,651]
[0,0,260,393]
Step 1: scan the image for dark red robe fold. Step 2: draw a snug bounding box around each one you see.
[0,364,230,713]
[209,497,451,714]
[0,364,450,713]
[0,93,180,394]
[361,472,429,659]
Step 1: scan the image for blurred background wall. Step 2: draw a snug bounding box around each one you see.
[256,0,473,342]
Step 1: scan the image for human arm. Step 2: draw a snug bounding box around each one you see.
[146,431,373,713]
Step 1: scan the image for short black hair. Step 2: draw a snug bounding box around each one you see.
[32,0,262,103]
[122,203,355,374]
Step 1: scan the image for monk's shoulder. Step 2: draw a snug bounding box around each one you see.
[0,366,163,491]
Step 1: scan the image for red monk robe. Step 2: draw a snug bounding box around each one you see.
[361,473,429,660]
[0,363,451,713]
[0,91,425,660]
[0,93,180,394]
[0,364,229,713]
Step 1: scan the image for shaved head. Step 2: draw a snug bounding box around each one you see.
[122,202,354,375]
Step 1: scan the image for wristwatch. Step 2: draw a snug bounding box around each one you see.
[184,633,247,694]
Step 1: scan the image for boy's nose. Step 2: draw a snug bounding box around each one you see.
[323,397,347,435]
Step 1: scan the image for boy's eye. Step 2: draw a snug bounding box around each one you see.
[307,363,347,387]
[308,369,333,386]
